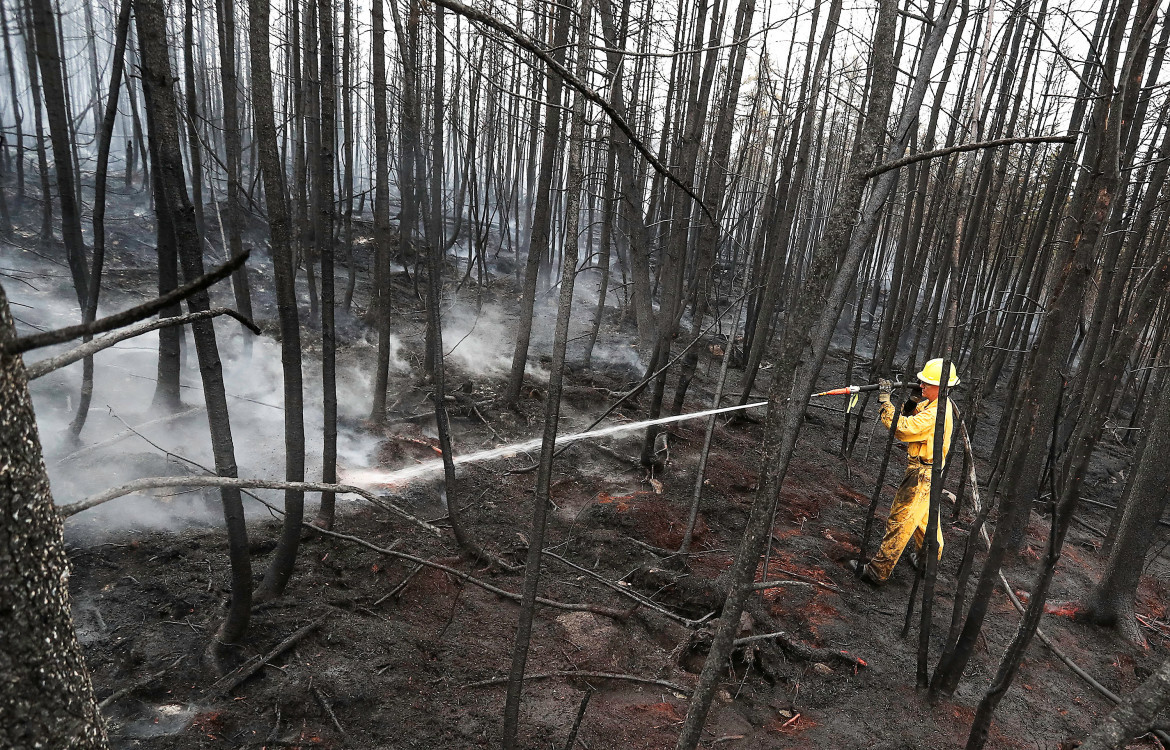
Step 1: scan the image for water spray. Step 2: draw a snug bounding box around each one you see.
[343,400,770,488]
[345,380,911,490]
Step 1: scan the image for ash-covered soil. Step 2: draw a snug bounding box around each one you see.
[66,342,1170,750]
[13,211,1168,749]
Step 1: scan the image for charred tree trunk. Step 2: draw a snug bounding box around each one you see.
[504,1,571,407]
[368,0,394,423]
[135,0,253,642]
[249,0,307,602]
[0,0,24,204]
[70,0,134,440]
[214,0,255,337]
[0,283,108,749]
[314,0,338,529]
[502,0,592,742]
[28,0,89,308]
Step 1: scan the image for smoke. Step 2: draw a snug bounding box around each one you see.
[441,299,550,383]
[8,243,402,541]
[8,221,652,542]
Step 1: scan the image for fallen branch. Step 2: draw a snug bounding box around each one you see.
[61,475,440,535]
[542,549,705,628]
[306,522,632,621]
[27,307,259,379]
[762,548,844,594]
[374,564,425,606]
[310,683,346,738]
[9,251,250,354]
[563,688,593,750]
[734,631,867,670]
[748,580,816,591]
[206,614,331,697]
[465,671,688,693]
[98,655,184,709]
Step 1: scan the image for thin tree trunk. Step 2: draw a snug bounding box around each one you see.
[214,0,255,342]
[0,0,24,203]
[250,0,307,603]
[135,0,252,643]
[369,0,394,423]
[71,0,134,440]
[20,0,52,240]
[504,1,571,406]
[502,0,592,743]
[28,0,89,308]
[314,0,338,530]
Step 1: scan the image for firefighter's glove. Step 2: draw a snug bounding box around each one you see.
[877,378,893,405]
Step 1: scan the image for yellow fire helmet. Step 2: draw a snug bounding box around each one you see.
[917,358,961,387]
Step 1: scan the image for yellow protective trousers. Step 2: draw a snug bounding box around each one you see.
[868,457,943,582]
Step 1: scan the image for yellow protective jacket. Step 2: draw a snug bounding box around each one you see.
[880,397,955,467]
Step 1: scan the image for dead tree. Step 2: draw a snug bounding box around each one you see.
[135,0,252,642]
[213,0,255,332]
[503,1,571,407]
[249,0,307,602]
[314,0,339,530]
[502,0,593,743]
[1081,368,1170,645]
[27,0,88,309]
[368,0,394,423]
[71,0,134,440]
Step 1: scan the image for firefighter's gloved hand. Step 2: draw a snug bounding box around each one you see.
[902,386,923,416]
[877,378,893,404]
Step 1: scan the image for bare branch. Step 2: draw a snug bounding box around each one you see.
[420,0,714,224]
[26,307,259,380]
[7,251,250,355]
[863,135,1076,179]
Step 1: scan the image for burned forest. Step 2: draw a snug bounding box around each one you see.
[6,0,1170,746]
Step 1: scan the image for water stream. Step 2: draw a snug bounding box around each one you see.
[342,400,769,489]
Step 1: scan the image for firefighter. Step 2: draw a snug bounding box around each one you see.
[850,358,958,585]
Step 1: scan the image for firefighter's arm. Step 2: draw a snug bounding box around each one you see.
[880,400,937,441]
[891,404,937,444]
